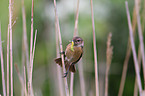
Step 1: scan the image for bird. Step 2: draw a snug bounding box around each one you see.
[54,36,84,77]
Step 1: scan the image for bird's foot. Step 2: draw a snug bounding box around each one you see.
[63,72,68,78]
[60,51,65,55]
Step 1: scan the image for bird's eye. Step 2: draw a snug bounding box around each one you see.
[77,40,80,42]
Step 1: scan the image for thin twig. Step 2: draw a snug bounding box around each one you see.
[125,1,142,95]
[118,7,137,96]
[9,0,13,95]
[14,64,27,96]
[54,0,69,96]
[135,0,145,87]
[90,0,99,95]
[7,24,10,96]
[0,23,6,96]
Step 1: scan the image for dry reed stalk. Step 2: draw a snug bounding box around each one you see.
[134,1,145,94]
[78,60,86,96]
[28,0,35,95]
[125,1,142,95]
[21,39,25,96]
[0,23,6,96]
[23,66,27,96]
[30,29,37,81]
[73,0,86,95]
[22,0,29,95]
[90,0,99,95]
[54,0,69,96]
[70,73,74,96]
[105,33,113,96]
[73,0,79,36]
[9,0,13,95]
[28,34,35,94]
[55,9,65,96]
[141,0,145,31]
[135,0,145,86]
[134,46,142,96]
[118,43,131,96]
[70,0,82,95]
[7,24,10,96]
[118,7,137,96]
[56,66,64,96]
[22,0,29,76]
[14,64,27,96]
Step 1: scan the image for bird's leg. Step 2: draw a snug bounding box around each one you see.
[63,65,71,78]
[59,51,66,58]
[59,51,65,55]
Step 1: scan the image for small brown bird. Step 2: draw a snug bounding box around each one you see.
[55,36,84,77]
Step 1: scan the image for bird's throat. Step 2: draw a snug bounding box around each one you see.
[71,41,74,51]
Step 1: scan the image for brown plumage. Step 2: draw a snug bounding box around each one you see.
[54,36,84,77]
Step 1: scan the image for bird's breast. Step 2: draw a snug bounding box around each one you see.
[65,43,83,63]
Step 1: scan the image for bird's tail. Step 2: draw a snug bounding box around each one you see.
[54,58,62,67]
[54,58,76,72]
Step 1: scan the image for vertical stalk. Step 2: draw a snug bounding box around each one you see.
[24,66,27,96]
[78,60,86,96]
[54,0,69,96]
[73,0,79,36]
[55,13,65,96]
[125,1,142,95]
[0,23,6,96]
[118,7,137,96]
[9,0,13,95]
[14,64,27,96]
[134,0,145,87]
[22,0,29,77]
[28,0,34,95]
[90,0,99,95]
[7,25,10,96]
[70,73,74,96]
[105,33,113,96]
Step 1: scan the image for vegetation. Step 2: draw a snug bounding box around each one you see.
[0,0,144,96]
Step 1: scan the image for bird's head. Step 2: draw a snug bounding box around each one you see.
[72,36,84,48]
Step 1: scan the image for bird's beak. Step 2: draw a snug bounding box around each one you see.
[71,41,74,51]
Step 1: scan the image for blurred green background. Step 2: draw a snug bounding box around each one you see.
[0,0,144,96]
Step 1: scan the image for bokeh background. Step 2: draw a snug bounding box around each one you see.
[0,0,144,96]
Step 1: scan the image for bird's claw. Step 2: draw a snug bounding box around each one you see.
[60,51,65,55]
[63,72,68,78]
